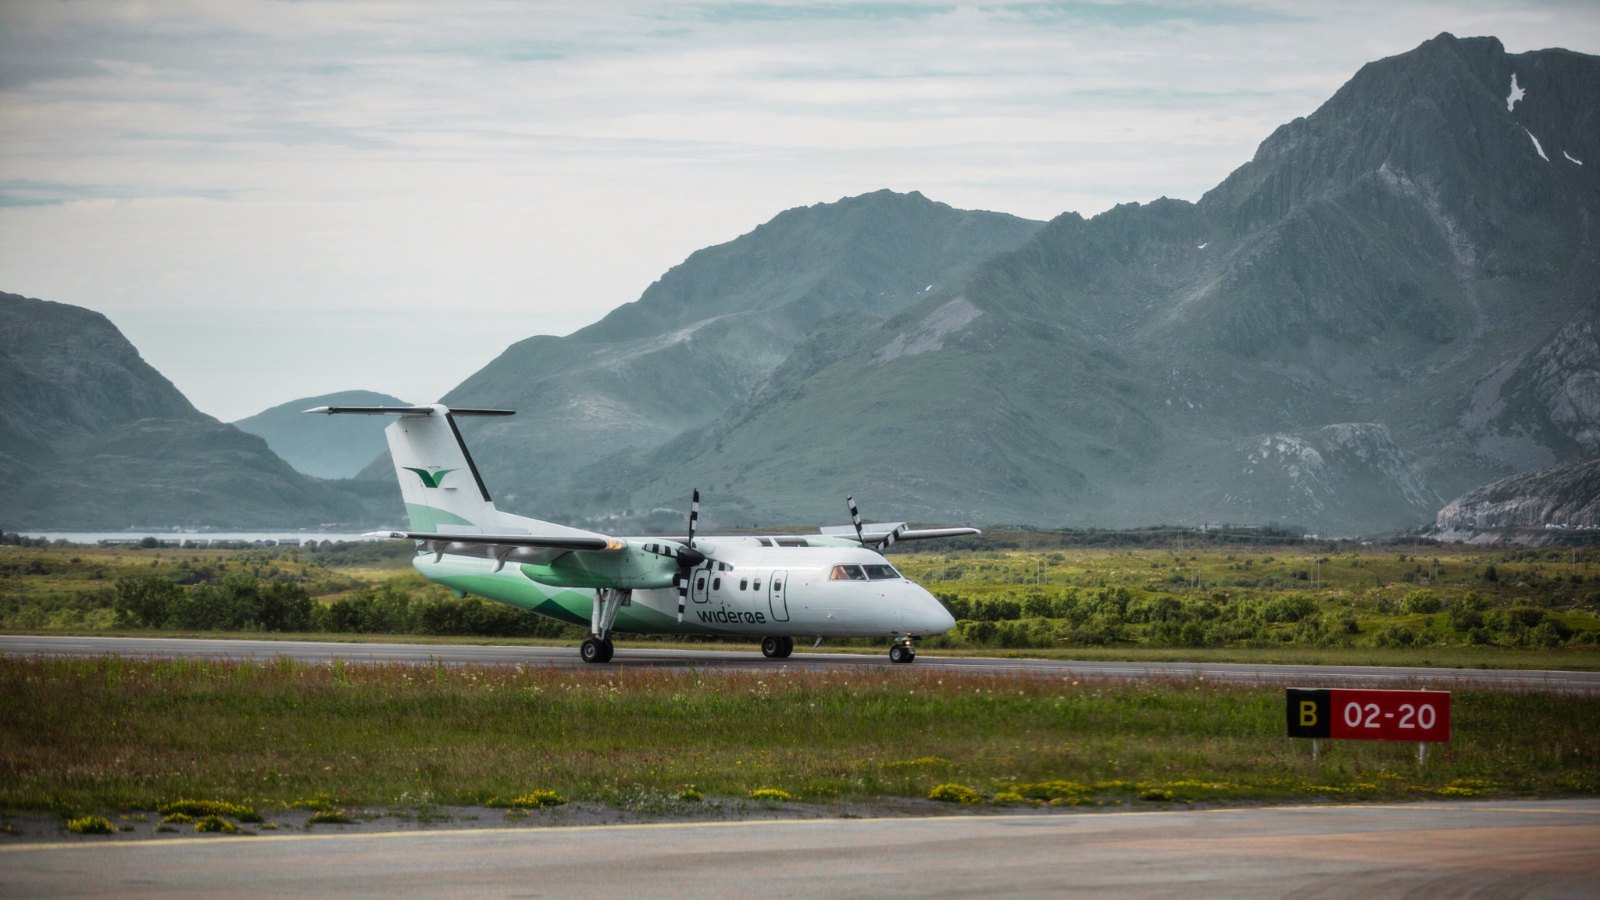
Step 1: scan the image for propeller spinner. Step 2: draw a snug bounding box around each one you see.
[641,489,713,623]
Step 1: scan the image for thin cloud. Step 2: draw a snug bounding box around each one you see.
[1,1,1597,419]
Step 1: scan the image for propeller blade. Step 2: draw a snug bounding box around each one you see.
[847,495,865,545]
[878,524,903,552]
[676,574,688,623]
[687,489,700,549]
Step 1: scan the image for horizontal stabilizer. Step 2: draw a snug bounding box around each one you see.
[305,406,515,417]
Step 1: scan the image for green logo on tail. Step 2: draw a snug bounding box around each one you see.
[404,467,458,489]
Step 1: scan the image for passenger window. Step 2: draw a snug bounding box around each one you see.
[713,577,722,591]
[753,579,762,591]
[773,580,782,591]
[696,576,706,591]
[740,579,749,591]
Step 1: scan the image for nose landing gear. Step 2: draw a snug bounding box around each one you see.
[888,636,917,664]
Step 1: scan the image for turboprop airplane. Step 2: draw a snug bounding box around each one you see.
[307,404,977,663]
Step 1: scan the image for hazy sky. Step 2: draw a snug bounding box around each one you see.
[3,1,1597,421]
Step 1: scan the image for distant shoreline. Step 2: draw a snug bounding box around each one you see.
[20,531,383,545]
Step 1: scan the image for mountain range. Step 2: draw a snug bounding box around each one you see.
[233,390,404,479]
[0,293,390,529]
[471,33,1600,534]
[4,34,1597,535]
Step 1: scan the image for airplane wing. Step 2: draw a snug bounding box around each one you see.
[867,526,981,543]
[368,530,679,588]
[818,524,982,546]
[366,531,623,551]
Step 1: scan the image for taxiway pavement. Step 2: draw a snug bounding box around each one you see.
[3,800,1597,897]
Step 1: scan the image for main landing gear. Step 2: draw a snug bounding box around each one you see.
[889,636,917,664]
[580,636,614,664]
[581,587,629,664]
[761,636,794,659]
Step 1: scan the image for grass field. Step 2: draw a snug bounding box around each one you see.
[4,540,1600,666]
[1,657,1595,822]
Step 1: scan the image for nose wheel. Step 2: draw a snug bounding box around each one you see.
[889,638,916,664]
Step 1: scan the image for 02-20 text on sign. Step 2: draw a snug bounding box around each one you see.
[1286,688,1451,743]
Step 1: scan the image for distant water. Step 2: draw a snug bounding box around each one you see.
[22,531,382,546]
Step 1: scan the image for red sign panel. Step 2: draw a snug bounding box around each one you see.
[1287,688,1451,743]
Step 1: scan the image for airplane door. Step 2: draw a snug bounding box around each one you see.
[768,571,789,622]
[692,568,710,604]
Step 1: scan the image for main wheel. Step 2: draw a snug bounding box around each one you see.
[581,637,612,664]
[761,636,789,659]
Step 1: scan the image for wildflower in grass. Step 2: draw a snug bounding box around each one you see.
[1048,796,1095,807]
[747,788,794,802]
[1009,780,1090,801]
[928,783,982,804]
[194,815,237,833]
[677,786,703,802]
[287,792,340,812]
[157,799,258,821]
[66,816,115,835]
[489,790,567,809]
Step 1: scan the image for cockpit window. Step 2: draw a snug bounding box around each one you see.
[829,565,868,581]
[862,564,901,580]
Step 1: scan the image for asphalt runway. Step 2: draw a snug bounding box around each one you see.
[3,800,1596,897]
[3,634,1597,692]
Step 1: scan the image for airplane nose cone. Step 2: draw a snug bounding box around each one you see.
[909,585,957,635]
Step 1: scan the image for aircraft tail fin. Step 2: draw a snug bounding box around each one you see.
[306,404,513,533]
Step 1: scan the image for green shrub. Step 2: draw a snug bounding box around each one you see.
[747,788,794,802]
[1262,593,1318,623]
[1402,591,1442,615]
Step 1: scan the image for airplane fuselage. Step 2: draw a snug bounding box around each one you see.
[418,540,955,639]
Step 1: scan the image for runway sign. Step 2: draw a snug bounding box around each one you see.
[1286,688,1451,743]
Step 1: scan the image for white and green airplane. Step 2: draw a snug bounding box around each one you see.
[308,404,976,663]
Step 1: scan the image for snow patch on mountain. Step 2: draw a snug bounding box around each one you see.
[1525,128,1550,161]
[1506,72,1525,111]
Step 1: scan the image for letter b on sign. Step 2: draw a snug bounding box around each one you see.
[1286,689,1330,738]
